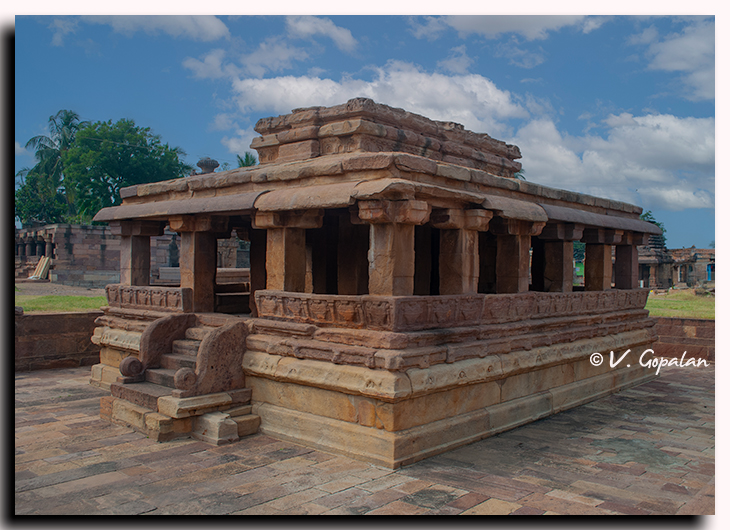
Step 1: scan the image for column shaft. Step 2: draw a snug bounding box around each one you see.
[585,244,613,291]
[180,231,217,312]
[368,223,415,296]
[615,245,639,289]
[266,228,306,292]
[496,234,531,293]
[439,229,479,295]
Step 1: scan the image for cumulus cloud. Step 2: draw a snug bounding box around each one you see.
[442,15,589,40]
[49,17,78,46]
[285,16,357,53]
[511,113,714,211]
[239,37,309,78]
[221,127,258,156]
[437,45,473,74]
[230,60,528,136]
[630,18,714,100]
[209,113,238,132]
[81,15,230,42]
[183,49,228,79]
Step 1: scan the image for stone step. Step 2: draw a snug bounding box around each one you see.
[232,414,260,437]
[173,338,202,355]
[184,326,214,341]
[160,353,196,371]
[195,313,241,328]
[110,381,174,412]
[145,368,177,388]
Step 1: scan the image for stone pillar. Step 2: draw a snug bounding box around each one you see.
[358,200,431,296]
[254,210,323,292]
[615,232,647,289]
[537,223,584,292]
[170,215,227,313]
[26,236,36,257]
[248,225,267,316]
[36,236,45,257]
[110,221,164,286]
[18,238,26,259]
[338,212,369,295]
[45,236,54,260]
[431,209,492,295]
[490,218,545,293]
[582,229,622,291]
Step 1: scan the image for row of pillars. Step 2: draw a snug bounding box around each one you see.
[112,201,645,313]
[15,235,53,259]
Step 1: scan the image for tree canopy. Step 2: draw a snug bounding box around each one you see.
[15,113,192,226]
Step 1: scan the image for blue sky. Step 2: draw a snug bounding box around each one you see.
[14,14,716,249]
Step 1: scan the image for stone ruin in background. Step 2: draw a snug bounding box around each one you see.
[89,98,662,468]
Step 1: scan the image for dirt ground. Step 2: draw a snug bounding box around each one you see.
[14,280,106,298]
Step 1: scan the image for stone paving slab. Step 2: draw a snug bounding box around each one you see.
[15,365,714,515]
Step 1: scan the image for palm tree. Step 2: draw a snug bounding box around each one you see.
[236,152,258,167]
[24,110,89,216]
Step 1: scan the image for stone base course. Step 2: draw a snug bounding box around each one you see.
[15,311,102,372]
[652,317,714,362]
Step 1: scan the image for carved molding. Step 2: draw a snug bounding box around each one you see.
[255,289,651,332]
[106,284,193,312]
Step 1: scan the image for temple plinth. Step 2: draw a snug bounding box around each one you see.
[90,98,662,467]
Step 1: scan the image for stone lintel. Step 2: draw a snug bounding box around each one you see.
[582,228,623,245]
[618,231,650,246]
[254,210,324,230]
[539,222,584,241]
[169,215,228,234]
[430,209,492,231]
[109,220,165,237]
[489,217,545,237]
[358,200,431,225]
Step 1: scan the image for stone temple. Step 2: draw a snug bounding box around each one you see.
[91,98,663,468]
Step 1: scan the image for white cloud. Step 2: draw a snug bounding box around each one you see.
[511,113,714,211]
[183,49,228,79]
[285,16,357,53]
[209,113,238,132]
[408,16,448,41]
[49,17,78,46]
[630,19,714,100]
[442,15,588,41]
[81,15,230,42]
[15,141,28,155]
[230,60,528,136]
[221,127,258,156]
[494,37,545,69]
[437,45,473,74]
[239,37,309,78]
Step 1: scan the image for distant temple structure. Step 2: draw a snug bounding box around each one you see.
[89,98,663,468]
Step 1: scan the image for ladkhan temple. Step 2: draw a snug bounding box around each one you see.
[90,98,663,468]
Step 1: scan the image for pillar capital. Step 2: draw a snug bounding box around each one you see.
[582,228,623,245]
[110,220,165,237]
[253,209,323,230]
[357,199,431,225]
[618,231,649,246]
[489,217,545,237]
[539,222,584,241]
[169,215,228,234]
[431,208,492,231]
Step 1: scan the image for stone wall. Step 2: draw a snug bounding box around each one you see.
[653,317,714,362]
[15,311,102,372]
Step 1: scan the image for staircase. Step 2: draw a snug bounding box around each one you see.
[108,314,259,444]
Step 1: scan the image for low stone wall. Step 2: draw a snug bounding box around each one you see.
[653,317,714,362]
[15,311,102,372]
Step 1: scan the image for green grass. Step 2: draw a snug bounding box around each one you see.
[645,290,715,320]
[15,295,107,313]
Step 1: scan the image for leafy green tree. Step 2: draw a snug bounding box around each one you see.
[14,171,67,225]
[640,211,667,248]
[62,119,192,221]
[236,152,258,167]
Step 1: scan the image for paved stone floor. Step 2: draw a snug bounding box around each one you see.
[15,364,714,515]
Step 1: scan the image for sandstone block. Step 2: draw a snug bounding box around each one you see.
[157,393,233,419]
[193,412,239,445]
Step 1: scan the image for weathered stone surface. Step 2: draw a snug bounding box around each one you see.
[192,412,239,445]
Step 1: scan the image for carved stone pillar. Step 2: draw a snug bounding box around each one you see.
[582,229,623,291]
[490,218,545,293]
[537,223,584,292]
[254,210,323,292]
[110,220,164,286]
[45,236,54,259]
[170,215,227,312]
[431,208,492,295]
[615,232,647,289]
[358,200,431,296]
